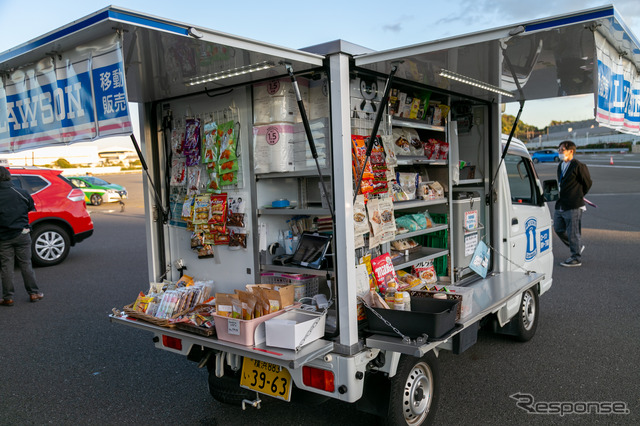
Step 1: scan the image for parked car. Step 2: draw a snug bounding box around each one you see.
[531,149,560,163]
[68,175,128,206]
[8,167,94,266]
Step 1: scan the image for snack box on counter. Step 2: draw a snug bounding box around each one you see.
[409,286,474,321]
[365,297,459,340]
[265,309,326,350]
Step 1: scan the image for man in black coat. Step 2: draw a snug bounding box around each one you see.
[554,141,592,267]
[0,166,43,306]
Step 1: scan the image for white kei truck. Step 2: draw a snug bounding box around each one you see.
[2,5,639,425]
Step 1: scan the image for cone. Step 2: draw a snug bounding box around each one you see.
[610,156,614,165]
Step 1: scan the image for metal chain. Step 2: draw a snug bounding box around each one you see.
[481,236,535,275]
[295,300,331,352]
[358,296,428,345]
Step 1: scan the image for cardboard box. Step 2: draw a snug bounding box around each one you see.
[265,309,326,350]
[246,283,295,309]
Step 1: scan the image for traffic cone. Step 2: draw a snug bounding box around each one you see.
[610,156,614,165]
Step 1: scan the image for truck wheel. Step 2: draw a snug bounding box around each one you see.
[384,352,440,425]
[207,368,253,406]
[31,224,71,266]
[514,287,538,342]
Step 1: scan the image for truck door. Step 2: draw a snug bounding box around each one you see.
[504,153,553,278]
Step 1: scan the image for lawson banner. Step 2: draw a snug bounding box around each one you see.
[0,35,132,153]
[594,31,640,135]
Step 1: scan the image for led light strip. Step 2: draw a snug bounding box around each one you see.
[439,69,514,98]
[186,61,276,86]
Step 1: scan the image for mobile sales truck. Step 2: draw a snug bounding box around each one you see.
[1,5,639,424]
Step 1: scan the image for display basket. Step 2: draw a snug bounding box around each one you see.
[261,272,320,301]
[123,303,176,328]
[175,322,216,337]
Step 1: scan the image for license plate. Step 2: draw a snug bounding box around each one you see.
[240,357,292,401]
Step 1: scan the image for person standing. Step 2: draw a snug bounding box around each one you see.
[0,166,43,306]
[554,141,592,267]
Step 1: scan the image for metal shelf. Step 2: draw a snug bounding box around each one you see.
[396,156,448,166]
[260,264,332,276]
[393,198,447,211]
[455,178,483,185]
[255,169,331,180]
[392,247,449,270]
[392,223,448,241]
[258,207,330,216]
[391,118,445,132]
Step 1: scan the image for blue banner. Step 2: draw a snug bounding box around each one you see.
[595,32,640,135]
[0,35,132,152]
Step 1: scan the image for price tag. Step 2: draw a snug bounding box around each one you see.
[227,318,240,335]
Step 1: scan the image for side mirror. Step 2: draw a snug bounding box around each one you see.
[543,179,559,202]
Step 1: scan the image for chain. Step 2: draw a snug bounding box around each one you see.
[295,300,331,352]
[358,296,428,345]
[481,236,535,275]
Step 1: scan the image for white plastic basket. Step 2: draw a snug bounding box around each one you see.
[260,272,320,301]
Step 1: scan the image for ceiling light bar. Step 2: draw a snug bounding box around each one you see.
[439,69,514,98]
[186,61,276,86]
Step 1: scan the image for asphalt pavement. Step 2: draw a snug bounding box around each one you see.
[0,154,638,425]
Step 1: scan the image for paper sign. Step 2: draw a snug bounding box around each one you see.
[464,233,478,257]
[227,319,241,335]
[465,210,478,230]
[470,241,490,278]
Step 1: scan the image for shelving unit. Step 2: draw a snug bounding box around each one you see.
[392,223,448,241]
[392,247,449,270]
[391,118,445,132]
[258,207,331,216]
[393,198,447,211]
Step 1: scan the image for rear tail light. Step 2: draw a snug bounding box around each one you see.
[302,366,335,392]
[162,335,182,351]
[67,188,85,202]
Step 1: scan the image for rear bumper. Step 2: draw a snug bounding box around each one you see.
[73,229,94,244]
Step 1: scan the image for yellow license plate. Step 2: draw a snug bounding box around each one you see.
[240,357,292,401]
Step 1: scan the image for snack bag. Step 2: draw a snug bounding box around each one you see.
[183,118,202,166]
[202,121,218,164]
[366,198,384,237]
[353,194,369,236]
[170,158,187,186]
[371,253,400,294]
[215,293,238,317]
[192,195,211,224]
[396,270,424,291]
[209,194,228,225]
[186,166,201,196]
[413,260,437,285]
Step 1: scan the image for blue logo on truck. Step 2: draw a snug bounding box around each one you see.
[525,217,537,261]
[540,229,550,253]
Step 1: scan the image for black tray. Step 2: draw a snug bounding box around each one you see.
[365,297,459,339]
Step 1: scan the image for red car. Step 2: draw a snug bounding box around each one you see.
[7,167,94,266]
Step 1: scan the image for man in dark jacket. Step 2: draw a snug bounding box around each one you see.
[0,166,43,306]
[554,141,592,267]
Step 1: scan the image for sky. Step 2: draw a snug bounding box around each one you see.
[1,0,639,148]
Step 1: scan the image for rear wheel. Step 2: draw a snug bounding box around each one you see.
[90,193,103,206]
[384,352,440,425]
[31,224,70,266]
[533,158,539,163]
[207,366,253,406]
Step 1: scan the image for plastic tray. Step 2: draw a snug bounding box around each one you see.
[365,297,459,339]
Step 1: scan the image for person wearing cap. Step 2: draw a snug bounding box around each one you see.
[554,141,592,267]
[0,166,43,306]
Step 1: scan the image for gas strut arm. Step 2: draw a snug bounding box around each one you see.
[130,134,168,223]
[489,46,526,195]
[284,63,335,222]
[353,63,399,205]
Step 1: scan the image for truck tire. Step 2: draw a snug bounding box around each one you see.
[514,287,539,342]
[384,352,440,425]
[207,368,254,406]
